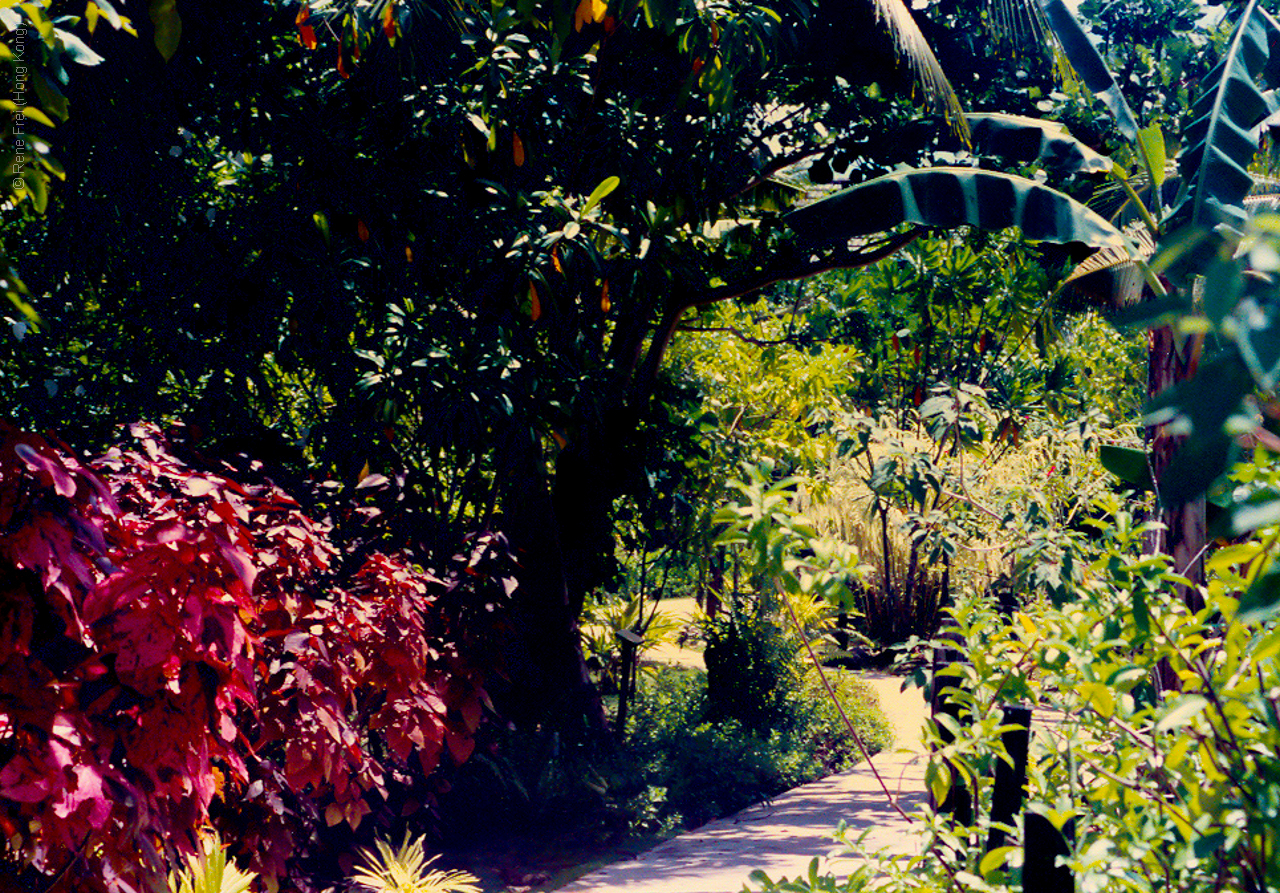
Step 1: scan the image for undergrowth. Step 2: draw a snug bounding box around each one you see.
[438,665,891,855]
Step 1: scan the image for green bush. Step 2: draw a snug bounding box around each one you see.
[703,606,804,734]
[628,666,892,829]
[749,492,1280,893]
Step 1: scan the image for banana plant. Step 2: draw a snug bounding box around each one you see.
[1027,0,1280,591]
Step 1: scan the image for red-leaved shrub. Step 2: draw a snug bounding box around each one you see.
[0,423,498,892]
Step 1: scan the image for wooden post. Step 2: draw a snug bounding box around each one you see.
[1023,810,1075,893]
[986,706,1031,852]
[615,628,643,737]
[930,641,972,826]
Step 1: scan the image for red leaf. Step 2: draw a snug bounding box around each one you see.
[182,476,216,497]
[383,1,396,39]
[14,443,76,497]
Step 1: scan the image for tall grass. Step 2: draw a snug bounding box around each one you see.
[801,423,1116,646]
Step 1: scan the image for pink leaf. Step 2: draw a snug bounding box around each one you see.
[14,443,76,497]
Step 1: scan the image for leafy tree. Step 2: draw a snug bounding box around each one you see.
[0,0,1131,736]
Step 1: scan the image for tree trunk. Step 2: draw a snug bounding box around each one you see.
[495,423,609,738]
[1147,323,1206,611]
[1114,263,1207,610]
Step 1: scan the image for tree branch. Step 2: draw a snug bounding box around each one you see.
[631,227,923,401]
[674,324,798,347]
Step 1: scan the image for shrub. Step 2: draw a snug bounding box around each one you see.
[0,423,503,892]
[703,605,803,733]
[749,498,1280,893]
[628,666,892,829]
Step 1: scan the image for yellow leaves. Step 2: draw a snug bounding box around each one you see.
[573,0,608,31]
[1014,611,1038,641]
[1080,681,1115,719]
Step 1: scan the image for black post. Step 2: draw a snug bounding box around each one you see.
[931,642,972,826]
[986,706,1032,852]
[615,628,643,737]
[1023,811,1075,893]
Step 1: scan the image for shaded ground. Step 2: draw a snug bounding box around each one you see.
[450,596,931,893]
[553,661,930,893]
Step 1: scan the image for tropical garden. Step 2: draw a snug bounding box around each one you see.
[2,0,1280,891]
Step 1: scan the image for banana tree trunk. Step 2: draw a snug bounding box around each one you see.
[1114,266,1206,609]
[1115,264,1206,608]
[1147,323,1206,611]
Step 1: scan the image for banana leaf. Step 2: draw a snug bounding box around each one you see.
[964,112,1112,174]
[785,167,1126,249]
[1174,0,1280,234]
[1037,0,1140,142]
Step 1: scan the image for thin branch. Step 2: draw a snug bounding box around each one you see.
[777,581,917,823]
[675,324,798,347]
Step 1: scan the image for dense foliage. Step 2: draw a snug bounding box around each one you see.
[0,423,501,892]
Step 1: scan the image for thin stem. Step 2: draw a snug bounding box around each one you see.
[776,581,916,823]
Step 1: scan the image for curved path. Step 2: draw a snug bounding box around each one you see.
[556,674,929,893]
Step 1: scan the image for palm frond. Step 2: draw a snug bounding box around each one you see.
[167,832,257,893]
[350,833,482,893]
[870,0,970,142]
[986,0,1049,49]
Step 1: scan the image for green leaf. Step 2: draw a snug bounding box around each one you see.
[785,167,1126,250]
[57,30,104,66]
[1143,352,1253,504]
[582,176,620,215]
[1110,295,1192,333]
[979,846,1018,879]
[1099,445,1152,491]
[149,0,182,62]
[1173,0,1280,234]
[1202,247,1244,328]
[21,167,47,214]
[1239,564,1280,622]
[1155,694,1209,733]
[1210,488,1280,537]
[313,211,331,247]
[1136,123,1166,188]
[1037,0,1139,142]
[964,112,1111,174]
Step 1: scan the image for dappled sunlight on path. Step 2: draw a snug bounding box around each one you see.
[557,673,929,893]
